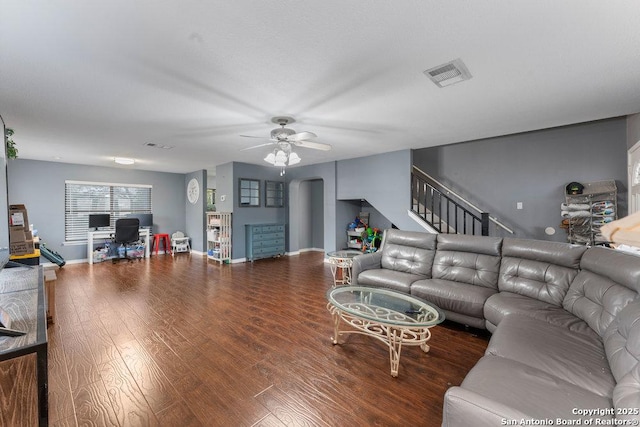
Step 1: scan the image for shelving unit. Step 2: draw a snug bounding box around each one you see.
[207,212,232,264]
[346,212,369,250]
[563,180,617,246]
[346,230,365,250]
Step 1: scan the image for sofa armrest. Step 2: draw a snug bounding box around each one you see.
[442,387,530,427]
[351,252,383,286]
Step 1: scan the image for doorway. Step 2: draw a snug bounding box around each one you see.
[288,178,325,253]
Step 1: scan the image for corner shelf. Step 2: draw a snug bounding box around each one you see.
[207,212,232,264]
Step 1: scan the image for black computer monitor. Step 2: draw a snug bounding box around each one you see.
[88,214,110,229]
[126,213,153,228]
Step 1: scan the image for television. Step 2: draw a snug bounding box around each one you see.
[88,214,110,230]
[126,213,153,229]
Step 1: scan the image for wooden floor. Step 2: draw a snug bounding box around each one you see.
[24,253,488,426]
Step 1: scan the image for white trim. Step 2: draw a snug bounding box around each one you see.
[408,209,439,233]
[65,180,152,188]
[230,257,247,264]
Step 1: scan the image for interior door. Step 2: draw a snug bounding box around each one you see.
[629,141,640,214]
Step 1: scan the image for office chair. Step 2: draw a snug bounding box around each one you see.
[112,218,140,263]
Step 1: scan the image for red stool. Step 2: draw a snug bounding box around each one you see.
[152,233,172,256]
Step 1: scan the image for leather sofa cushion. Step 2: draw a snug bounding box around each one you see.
[497,238,586,306]
[459,355,614,422]
[357,269,423,293]
[604,299,640,383]
[433,234,502,290]
[443,387,530,427]
[486,314,614,397]
[411,279,496,319]
[580,246,640,293]
[614,363,640,424]
[498,256,578,306]
[484,292,599,339]
[380,230,436,278]
[564,249,638,338]
[502,237,587,268]
[436,234,502,256]
[432,251,501,290]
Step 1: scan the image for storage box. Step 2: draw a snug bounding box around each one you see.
[9,204,29,230]
[10,239,35,256]
[9,247,39,263]
[10,228,26,243]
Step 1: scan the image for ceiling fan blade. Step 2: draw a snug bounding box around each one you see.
[239,142,276,151]
[288,131,317,142]
[240,134,271,139]
[292,140,332,151]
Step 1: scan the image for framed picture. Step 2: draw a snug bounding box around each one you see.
[239,178,260,207]
[265,181,284,207]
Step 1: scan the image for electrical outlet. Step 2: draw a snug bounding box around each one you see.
[516,202,523,210]
[220,195,226,202]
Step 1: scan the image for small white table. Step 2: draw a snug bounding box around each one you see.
[327,286,444,377]
[87,228,151,264]
[327,250,362,287]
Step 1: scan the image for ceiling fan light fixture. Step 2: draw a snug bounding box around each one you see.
[264,152,276,164]
[288,152,301,165]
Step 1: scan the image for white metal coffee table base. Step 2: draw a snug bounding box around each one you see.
[327,302,434,377]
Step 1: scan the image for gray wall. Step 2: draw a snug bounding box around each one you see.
[230,162,286,260]
[413,117,628,241]
[214,162,234,213]
[8,159,186,261]
[310,179,324,249]
[185,170,207,252]
[337,149,424,232]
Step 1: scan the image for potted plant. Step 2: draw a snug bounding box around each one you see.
[5,128,18,159]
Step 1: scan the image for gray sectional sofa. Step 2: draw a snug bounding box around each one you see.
[351,229,640,426]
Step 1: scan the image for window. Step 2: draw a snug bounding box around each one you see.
[239,178,260,206]
[265,181,284,207]
[65,181,152,242]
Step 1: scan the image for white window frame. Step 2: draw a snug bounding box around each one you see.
[64,180,152,242]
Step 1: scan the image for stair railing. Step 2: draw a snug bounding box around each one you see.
[411,167,514,236]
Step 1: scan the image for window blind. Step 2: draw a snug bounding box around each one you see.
[65,181,152,242]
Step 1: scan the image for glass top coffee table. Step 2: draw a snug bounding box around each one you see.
[326,286,445,377]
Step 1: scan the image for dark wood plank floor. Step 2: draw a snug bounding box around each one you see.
[21,252,488,426]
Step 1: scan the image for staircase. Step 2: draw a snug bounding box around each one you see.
[411,167,491,236]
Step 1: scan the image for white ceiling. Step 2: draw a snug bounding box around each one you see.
[2,1,640,174]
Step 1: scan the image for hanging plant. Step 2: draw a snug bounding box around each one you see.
[5,128,18,159]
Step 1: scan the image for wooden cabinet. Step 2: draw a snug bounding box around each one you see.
[245,223,285,261]
[207,212,232,264]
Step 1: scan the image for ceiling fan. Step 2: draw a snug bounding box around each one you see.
[240,117,332,175]
[240,116,332,152]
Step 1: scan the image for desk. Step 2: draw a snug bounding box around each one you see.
[87,228,151,264]
[0,265,47,425]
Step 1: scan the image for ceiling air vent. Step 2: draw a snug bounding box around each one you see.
[424,58,472,88]
[144,142,174,150]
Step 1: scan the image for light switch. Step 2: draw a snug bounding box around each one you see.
[516,202,523,210]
